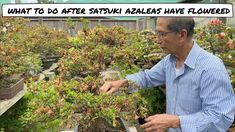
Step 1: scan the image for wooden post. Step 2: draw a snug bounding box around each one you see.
[136,19,139,31]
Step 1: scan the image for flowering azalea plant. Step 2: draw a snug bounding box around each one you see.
[195,19,234,54]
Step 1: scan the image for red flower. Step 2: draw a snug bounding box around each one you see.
[208,19,222,25]
[218,32,226,39]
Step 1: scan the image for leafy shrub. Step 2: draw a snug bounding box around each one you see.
[60,25,163,79]
[0,18,166,131]
[0,17,43,88]
[0,77,149,131]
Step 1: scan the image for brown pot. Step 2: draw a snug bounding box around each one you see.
[75,117,127,132]
[0,78,24,100]
[42,56,61,70]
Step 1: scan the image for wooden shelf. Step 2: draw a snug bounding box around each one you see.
[0,85,27,116]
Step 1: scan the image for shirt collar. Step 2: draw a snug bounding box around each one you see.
[169,41,202,69]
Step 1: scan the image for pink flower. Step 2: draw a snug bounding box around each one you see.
[227,39,234,49]
[208,19,222,25]
[218,32,226,39]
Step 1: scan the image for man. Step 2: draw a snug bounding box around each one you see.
[100,17,235,132]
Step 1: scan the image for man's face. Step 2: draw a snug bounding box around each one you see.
[156,18,180,54]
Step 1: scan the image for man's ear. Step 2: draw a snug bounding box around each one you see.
[178,29,188,42]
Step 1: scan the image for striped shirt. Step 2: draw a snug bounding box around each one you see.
[126,42,235,132]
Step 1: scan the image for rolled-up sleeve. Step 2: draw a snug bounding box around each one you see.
[179,69,235,132]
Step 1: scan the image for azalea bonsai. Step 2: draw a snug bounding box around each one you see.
[0,44,24,88]
[0,19,165,131]
[0,44,42,88]
[7,76,151,131]
[60,25,162,79]
[0,17,42,88]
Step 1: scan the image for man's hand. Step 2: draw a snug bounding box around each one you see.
[100,79,128,94]
[140,114,180,132]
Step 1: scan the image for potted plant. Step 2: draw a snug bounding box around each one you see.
[0,44,25,99]
[0,47,42,99]
[19,25,72,70]
[0,17,71,70]
[0,17,44,99]
[22,75,154,131]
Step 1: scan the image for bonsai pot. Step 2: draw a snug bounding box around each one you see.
[0,78,24,100]
[42,55,61,70]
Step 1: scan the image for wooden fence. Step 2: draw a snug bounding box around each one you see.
[28,17,148,36]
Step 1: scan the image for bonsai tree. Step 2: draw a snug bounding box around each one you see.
[0,44,42,88]
[23,25,71,59]
[1,17,72,61]
[0,44,24,87]
[0,20,166,131]
[0,17,42,88]
[6,76,149,131]
[60,25,162,79]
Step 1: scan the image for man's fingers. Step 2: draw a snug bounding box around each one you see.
[145,115,157,122]
[156,128,166,132]
[144,126,157,132]
[107,87,116,94]
[143,123,165,132]
[100,83,111,92]
[140,121,153,129]
[141,115,156,129]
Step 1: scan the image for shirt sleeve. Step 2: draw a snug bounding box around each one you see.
[125,57,166,89]
[179,69,235,132]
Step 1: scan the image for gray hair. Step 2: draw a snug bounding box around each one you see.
[159,17,195,38]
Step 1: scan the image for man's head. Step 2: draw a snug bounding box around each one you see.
[156,17,195,55]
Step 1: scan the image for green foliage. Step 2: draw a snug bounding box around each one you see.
[80,18,90,32]
[0,17,71,59]
[11,79,76,131]
[66,17,76,30]
[0,73,162,131]
[0,76,149,131]
[0,45,24,79]
[138,88,166,115]
[0,97,31,131]
[0,43,42,88]
[228,27,235,39]
[59,45,116,78]
[20,53,42,76]
[22,25,71,58]
[59,25,163,79]
[0,18,166,131]
[74,91,142,131]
